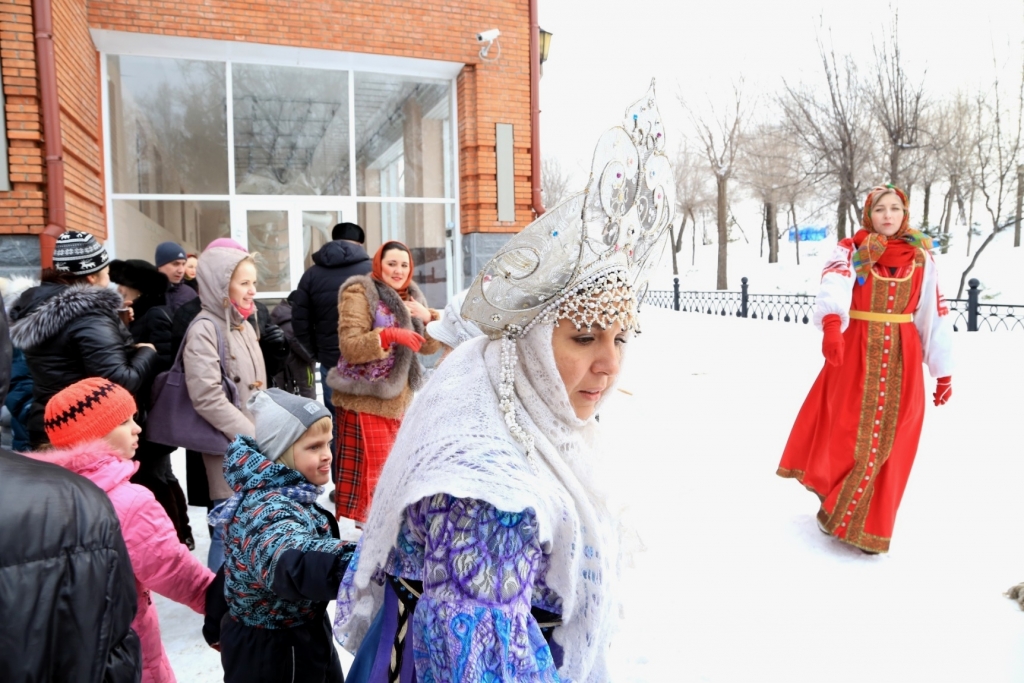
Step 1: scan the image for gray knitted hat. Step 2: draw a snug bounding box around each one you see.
[247,389,332,462]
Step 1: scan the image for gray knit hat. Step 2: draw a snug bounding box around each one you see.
[53,230,110,275]
[247,389,332,462]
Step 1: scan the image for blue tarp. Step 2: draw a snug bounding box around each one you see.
[788,226,828,242]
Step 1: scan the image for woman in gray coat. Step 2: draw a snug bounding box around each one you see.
[183,243,267,570]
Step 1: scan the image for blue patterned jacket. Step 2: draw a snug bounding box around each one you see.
[221,436,348,629]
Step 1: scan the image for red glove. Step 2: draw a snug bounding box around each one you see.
[933,376,952,406]
[379,327,425,352]
[821,314,844,367]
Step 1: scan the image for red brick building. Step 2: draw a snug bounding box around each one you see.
[0,0,544,304]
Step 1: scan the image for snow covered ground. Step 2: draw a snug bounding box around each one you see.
[157,306,1024,682]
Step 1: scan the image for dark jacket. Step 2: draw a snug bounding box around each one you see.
[165,280,198,313]
[9,283,158,447]
[110,259,176,375]
[0,449,142,683]
[0,290,11,407]
[292,240,372,368]
[270,296,317,398]
[3,284,30,450]
[5,350,33,451]
[171,297,287,383]
[215,436,351,683]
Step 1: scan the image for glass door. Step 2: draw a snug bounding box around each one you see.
[232,197,357,298]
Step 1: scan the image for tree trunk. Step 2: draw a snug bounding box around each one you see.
[716,175,728,290]
[760,204,766,260]
[670,227,679,275]
[790,203,800,266]
[921,182,932,228]
[966,189,976,257]
[767,201,778,263]
[692,208,697,266]
[1015,165,1023,248]
[836,195,849,241]
[941,181,956,255]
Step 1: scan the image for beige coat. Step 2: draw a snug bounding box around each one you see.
[327,275,440,419]
[183,246,267,499]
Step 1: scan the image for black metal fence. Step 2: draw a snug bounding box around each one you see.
[642,277,1024,332]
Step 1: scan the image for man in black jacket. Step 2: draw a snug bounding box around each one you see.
[0,290,142,682]
[0,451,142,683]
[290,222,371,458]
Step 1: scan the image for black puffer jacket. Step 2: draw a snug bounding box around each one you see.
[9,283,158,446]
[0,449,141,683]
[291,240,371,367]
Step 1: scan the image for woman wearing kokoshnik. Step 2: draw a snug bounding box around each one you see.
[333,82,674,682]
[778,184,954,554]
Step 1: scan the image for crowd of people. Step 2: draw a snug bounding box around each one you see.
[0,85,976,683]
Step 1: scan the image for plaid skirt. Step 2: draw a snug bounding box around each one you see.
[335,407,402,523]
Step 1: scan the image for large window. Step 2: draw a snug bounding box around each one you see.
[105,51,457,305]
[233,64,349,196]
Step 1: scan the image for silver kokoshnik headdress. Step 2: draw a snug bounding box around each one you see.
[461,80,675,462]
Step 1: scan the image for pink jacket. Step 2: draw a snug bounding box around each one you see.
[27,441,214,683]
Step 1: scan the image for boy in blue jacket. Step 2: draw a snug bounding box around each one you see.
[209,389,353,683]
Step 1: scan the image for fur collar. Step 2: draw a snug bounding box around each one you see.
[10,284,123,350]
[1,276,38,314]
[23,439,138,492]
[341,273,428,313]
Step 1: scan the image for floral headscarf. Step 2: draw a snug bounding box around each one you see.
[851,184,933,285]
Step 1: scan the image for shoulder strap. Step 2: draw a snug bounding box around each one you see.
[182,316,240,406]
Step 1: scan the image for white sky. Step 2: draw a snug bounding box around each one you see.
[538,0,1024,184]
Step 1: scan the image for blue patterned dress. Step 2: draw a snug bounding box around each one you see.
[341,494,565,682]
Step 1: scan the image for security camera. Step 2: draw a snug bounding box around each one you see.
[476,29,500,43]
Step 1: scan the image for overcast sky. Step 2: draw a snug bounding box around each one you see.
[537,0,1024,185]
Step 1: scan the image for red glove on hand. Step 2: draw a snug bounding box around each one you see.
[821,314,845,367]
[379,327,425,352]
[933,376,952,406]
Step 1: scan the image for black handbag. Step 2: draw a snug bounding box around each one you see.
[146,318,240,454]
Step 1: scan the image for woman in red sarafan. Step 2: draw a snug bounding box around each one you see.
[778,184,954,554]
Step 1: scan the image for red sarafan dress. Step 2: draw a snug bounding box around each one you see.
[778,235,953,553]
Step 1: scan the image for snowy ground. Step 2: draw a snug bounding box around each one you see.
[157,307,1024,682]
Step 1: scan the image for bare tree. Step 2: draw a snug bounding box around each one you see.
[958,60,1024,296]
[737,121,804,263]
[932,92,979,253]
[541,158,573,208]
[780,29,875,241]
[669,143,713,273]
[870,11,927,187]
[682,83,746,289]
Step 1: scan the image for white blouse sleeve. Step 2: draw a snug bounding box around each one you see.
[913,252,954,378]
[812,240,857,332]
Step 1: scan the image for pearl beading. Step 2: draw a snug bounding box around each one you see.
[498,270,638,473]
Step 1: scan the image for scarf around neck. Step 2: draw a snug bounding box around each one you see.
[851,228,933,285]
[333,324,619,682]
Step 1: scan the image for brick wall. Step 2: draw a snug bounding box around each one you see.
[53,0,104,237]
[0,0,44,235]
[0,0,103,240]
[87,0,536,234]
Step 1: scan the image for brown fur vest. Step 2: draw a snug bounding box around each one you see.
[325,274,438,418]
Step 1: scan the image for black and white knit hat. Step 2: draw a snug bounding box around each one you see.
[53,230,110,275]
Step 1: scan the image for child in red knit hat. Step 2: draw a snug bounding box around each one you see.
[27,377,217,683]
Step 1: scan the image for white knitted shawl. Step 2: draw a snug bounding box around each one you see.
[334,322,619,682]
